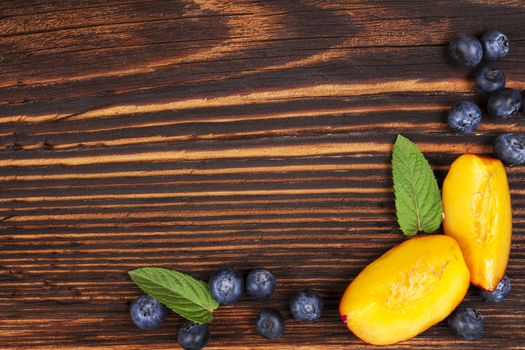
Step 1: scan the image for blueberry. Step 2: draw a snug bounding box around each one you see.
[481,31,509,61]
[480,275,511,303]
[523,90,525,112]
[447,102,482,134]
[475,66,505,95]
[487,88,522,118]
[255,308,284,339]
[290,288,324,323]
[449,34,483,67]
[494,133,525,166]
[130,295,168,330]
[208,268,243,304]
[178,322,210,350]
[448,307,484,341]
[246,269,276,299]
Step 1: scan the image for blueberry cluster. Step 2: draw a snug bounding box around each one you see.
[129,295,210,350]
[448,31,525,166]
[208,267,323,341]
[447,275,511,341]
[253,287,324,340]
[130,267,323,349]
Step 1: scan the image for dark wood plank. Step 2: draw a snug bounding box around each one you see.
[1,0,525,349]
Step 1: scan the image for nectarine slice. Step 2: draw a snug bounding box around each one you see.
[443,154,512,291]
[339,235,469,345]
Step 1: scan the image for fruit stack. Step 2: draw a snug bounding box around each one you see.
[340,148,514,344]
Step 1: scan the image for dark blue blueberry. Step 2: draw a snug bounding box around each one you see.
[130,295,168,330]
[246,269,276,299]
[494,133,525,166]
[487,88,522,118]
[481,31,509,61]
[523,90,525,112]
[475,66,505,95]
[255,308,284,339]
[449,34,483,67]
[448,307,484,341]
[178,322,210,350]
[480,275,511,303]
[290,288,324,323]
[447,102,482,134]
[208,268,243,304]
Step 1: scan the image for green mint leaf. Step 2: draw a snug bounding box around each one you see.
[392,134,443,236]
[128,267,219,324]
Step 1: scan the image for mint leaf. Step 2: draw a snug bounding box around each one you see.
[129,267,219,324]
[392,134,442,236]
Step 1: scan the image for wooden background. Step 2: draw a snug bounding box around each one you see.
[1,0,524,349]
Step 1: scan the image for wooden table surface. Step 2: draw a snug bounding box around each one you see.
[1,1,525,349]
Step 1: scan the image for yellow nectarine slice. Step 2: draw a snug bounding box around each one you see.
[443,154,512,291]
[339,235,469,345]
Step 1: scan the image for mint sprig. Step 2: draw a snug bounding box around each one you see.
[392,134,443,236]
[129,267,219,324]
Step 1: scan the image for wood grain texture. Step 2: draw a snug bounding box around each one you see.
[1,0,525,349]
